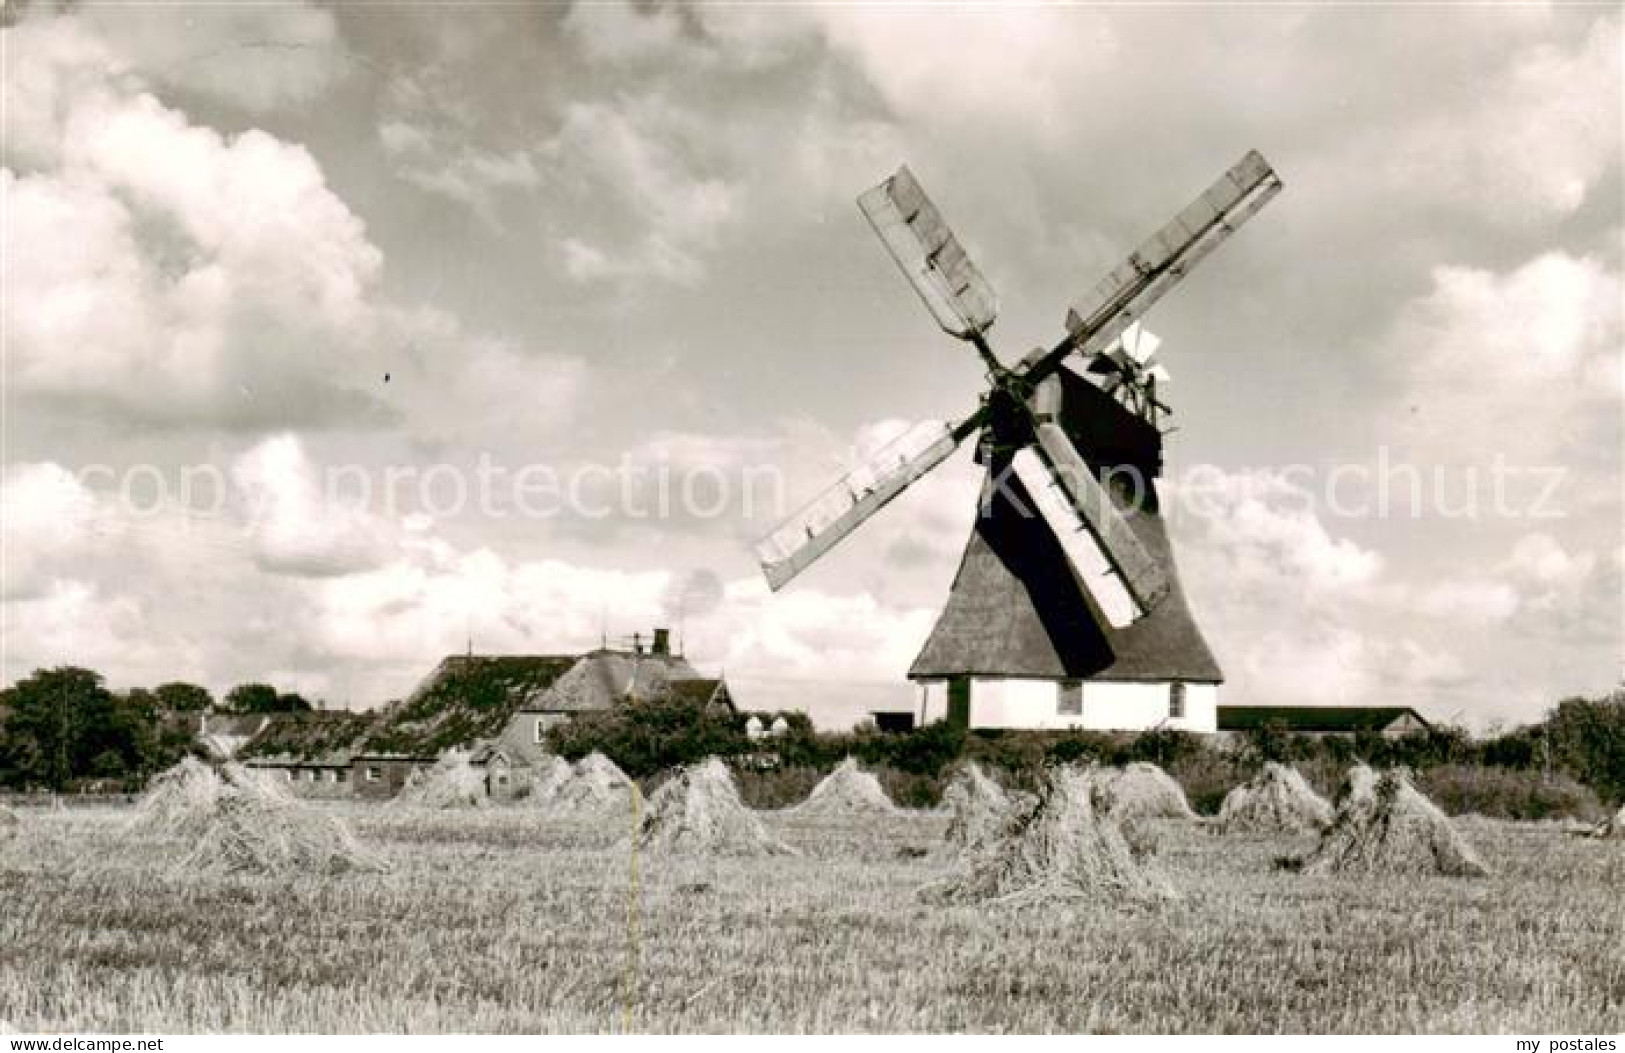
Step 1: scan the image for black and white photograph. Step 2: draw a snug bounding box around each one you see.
[0,0,1621,1038]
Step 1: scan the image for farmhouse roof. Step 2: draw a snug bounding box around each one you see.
[238,710,376,766]
[521,649,706,713]
[664,677,732,711]
[361,655,578,757]
[195,713,276,760]
[1216,706,1432,734]
[201,713,275,737]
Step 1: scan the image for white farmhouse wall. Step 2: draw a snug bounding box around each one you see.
[920,679,1218,733]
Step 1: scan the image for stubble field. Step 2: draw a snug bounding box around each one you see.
[1,803,1621,1033]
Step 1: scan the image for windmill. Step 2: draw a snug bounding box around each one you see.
[754,152,1282,731]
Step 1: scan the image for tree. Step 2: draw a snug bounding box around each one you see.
[1546,694,1625,804]
[222,683,279,713]
[154,682,214,712]
[222,683,313,713]
[0,667,120,790]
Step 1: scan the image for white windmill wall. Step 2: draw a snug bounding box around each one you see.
[919,678,1217,733]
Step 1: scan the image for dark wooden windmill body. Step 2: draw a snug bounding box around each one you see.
[755,153,1281,731]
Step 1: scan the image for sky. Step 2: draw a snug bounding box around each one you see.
[1,1,1620,731]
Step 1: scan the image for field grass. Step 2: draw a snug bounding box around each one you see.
[1,802,1621,1033]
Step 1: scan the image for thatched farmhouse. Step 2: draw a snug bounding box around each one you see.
[239,629,730,800]
[1216,705,1431,742]
[236,710,374,796]
[347,654,579,799]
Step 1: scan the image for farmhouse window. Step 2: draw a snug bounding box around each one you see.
[534,720,546,745]
[1057,680,1083,716]
[1169,682,1187,719]
[365,766,381,782]
[336,769,348,783]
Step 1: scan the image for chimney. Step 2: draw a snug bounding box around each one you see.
[652,627,670,656]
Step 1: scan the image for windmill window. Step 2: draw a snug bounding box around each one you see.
[1057,680,1083,716]
[1169,682,1187,719]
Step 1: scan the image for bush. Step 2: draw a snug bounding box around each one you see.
[1413,764,1602,822]
[1381,727,1474,768]
[547,697,750,777]
[534,689,1625,812]
[1042,731,1122,767]
[1123,728,1205,768]
[1479,726,1540,769]
[855,719,965,776]
[733,765,826,810]
[1167,751,1245,816]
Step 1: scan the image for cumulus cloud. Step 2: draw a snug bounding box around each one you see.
[543,95,738,286]
[1382,252,1622,468]
[1415,579,1522,627]
[78,1,346,113]
[2,581,175,685]
[1173,462,1620,720]
[696,5,1116,140]
[1170,466,1463,709]
[4,14,387,427]
[562,0,692,66]
[377,108,540,223]
[299,538,939,714]
[1173,468,1384,599]
[0,464,100,600]
[1376,12,1621,227]
[1417,532,1610,627]
[715,575,934,677]
[232,435,397,578]
[310,548,663,666]
[4,9,583,437]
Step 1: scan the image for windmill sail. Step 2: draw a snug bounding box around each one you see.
[859,166,998,339]
[1019,150,1281,378]
[755,414,981,591]
[1010,449,1139,628]
[1029,420,1169,614]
